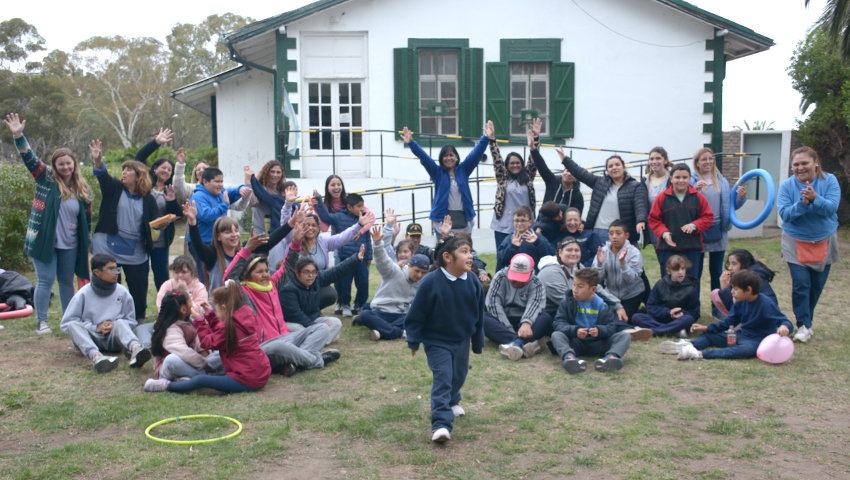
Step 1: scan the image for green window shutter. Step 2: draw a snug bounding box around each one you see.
[550,62,575,139]
[485,62,510,140]
[461,48,484,139]
[394,48,418,141]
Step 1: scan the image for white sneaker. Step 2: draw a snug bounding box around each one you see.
[369,330,381,341]
[793,326,812,343]
[674,329,689,339]
[342,306,352,318]
[659,339,692,355]
[431,427,451,442]
[92,354,119,373]
[522,340,541,358]
[677,344,702,360]
[402,330,406,339]
[451,405,465,417]
[499,344,524,362]
[624,327,653,341]
[36,321,52,335]
[334,304,343,314]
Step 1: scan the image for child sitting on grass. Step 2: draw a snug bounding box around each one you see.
[630,255,698,339]
[144,280,271,393]
[672,270,792,360]
[551,267,632,374]
[710,249,778,319]
[150,290,210,380]
[496,205,555,272]
[156,255,207,314]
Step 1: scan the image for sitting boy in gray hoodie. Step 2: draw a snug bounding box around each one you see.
[60,254,151,373]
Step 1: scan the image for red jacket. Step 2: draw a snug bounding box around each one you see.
[193,307,271,389]
[648,185,714,252]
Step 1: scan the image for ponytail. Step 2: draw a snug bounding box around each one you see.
[210,280,244,357]
[150,290,190,358]
[432,234,472,269]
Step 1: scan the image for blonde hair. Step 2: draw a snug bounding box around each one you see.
[212,216,241,276]
[692,147,721,193]
[121,160,152,197]
[791,146,825,179]
[51,148,92,203]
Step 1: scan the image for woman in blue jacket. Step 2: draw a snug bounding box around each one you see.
[403,124,489,239]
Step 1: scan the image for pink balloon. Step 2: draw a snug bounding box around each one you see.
[757,334,794,364]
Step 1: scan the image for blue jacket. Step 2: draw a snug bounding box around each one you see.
[552,291,617,339]
[689,172,746,233]
[777,173,840,241]
[707,294,792,340]
[191,183,245,243]
[497,229,555,273]
[313,195,372,260]
[409,135,488,222]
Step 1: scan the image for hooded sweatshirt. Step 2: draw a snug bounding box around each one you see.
[592,241,645,302]
[191,183,246,243]
[60,283,137,334]
[193,307,271,389]
[485,269,546,328]
[369,238,421,314]
[536,255,623,315]
[645,275,700,323]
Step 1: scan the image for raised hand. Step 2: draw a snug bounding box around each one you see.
[484,120,495,140]
[222,190,230,205]
[176,147,186,165]
[402,127,413,144]
[357,244,365,261]
[393,221,401,238]
[670,307,683,319]
[596,246,605,265]
[522,229,538,244]
[439,214,452,237]
[292,200,308,224]
[694,179,707,191]
[243,165,254,184]
[618,245,627,266]
[531,117,542,137]
[370,225,384,242]
[555,145,566,161]
[385,208,397,226]
[89,139,103,167]
[239,186,251,198]
[737,184,747,199]
[511,231,523,247]
[3,113,25,138]
[284,184,298,203]
[164,184,176,202]
[359,210,375,226]
[244,227,269,252]
[182,200,197,224]
[292,221,306,244]
[312,188,322,200]
[527,130,536,150]
[155,128,174,145]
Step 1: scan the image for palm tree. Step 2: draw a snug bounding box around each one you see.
[806,0,850,60]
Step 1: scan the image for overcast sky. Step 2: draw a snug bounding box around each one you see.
[2,0,826,131]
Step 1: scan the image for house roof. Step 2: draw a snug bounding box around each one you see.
[169,66,249,115]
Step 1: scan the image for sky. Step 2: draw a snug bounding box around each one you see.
[2,0,827,131]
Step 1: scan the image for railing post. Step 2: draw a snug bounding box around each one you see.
[332,133,336,175]
[380,133,384,178]
[411,191,416,223]
[381,193,385,223]
[756,155,761,200]
[476,165,480,229]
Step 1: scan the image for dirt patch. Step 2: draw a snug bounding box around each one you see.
[0,425,130,456]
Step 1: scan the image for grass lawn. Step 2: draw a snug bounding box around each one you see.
[1,227,849,479]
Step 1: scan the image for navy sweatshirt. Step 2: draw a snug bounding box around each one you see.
[716,265,778,309]
[646,276,700,323]
[405,269,485,353]
[706,294,792,340]
[313,195,372,261]
[497,229,555,272]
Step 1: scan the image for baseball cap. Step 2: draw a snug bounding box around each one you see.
[406,223,423,236]
[409,254,431,270]
[507,253,534,282]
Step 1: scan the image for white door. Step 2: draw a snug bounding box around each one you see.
[303,80,368,178]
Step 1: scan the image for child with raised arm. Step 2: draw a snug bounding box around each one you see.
[405,235,485,443]
[673,270,792,360]
[496,206,555,272]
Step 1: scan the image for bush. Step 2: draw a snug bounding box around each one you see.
[103,144,217,180]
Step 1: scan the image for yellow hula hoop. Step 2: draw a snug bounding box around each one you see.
[145,415,243,445]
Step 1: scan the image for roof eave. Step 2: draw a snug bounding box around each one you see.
[223,0,351,46]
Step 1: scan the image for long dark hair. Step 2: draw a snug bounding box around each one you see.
[438,144,460,170]
[210,281,244,358]
[504,152,530,183]
[150,290,190,358]
[324,174,347,211]
[149,157,175,187]
[240,254,269,282]
[432,234,472,269]
[726,249,775,283]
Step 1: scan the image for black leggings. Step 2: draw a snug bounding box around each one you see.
[118,262,149,321]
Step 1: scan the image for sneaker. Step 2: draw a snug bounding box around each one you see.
[342,305,352,318]
[334,304,343,315]
[129,344,151,368]
[793,326,812,343]
[92,354,119,373]
[659,339,692,355]
[36,321,52,335]
[625,327,653,341]
[280,363,297,378]
[451,405,465,417]
[522,340,541,359]
[352,307,361,316]
[674,329,689,339]
[144,378,170,392]
[0,325,4,331]
[498,344,524,362]
[321,349,341,365]
[351,315,362,326]
[678,344,702,360]
[561,354,587,374]
[369,330,381,341]
[431,428,451,442]
[594,354,625,372]
[402,330,407,339]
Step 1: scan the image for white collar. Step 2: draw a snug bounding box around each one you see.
[441,267,468,281]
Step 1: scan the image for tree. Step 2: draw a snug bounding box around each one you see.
[805,0,850,61]
[166,13,254,83]
[0,18,45,71]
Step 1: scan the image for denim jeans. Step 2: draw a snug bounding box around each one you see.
[698,250,726,291]
[150,247,170,292]
[167,374,256,393]
[787,263,832,329]
[335,257,370,309]
[32,248,77,325]
[692,332,760,359]
[159,353,206,380]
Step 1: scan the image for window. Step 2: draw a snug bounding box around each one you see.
[308,82,332,150]
[307,81,364,151]
[510,62,549,136]
[394,39,483,146]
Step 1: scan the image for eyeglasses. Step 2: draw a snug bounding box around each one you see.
[513,219,530,225]
[299,270,319,277]
[98,267,122,274]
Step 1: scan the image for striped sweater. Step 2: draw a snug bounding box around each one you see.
[15,135,92,279]
[485,268,546,328]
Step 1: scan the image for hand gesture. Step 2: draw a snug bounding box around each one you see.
[239,186,251,199]
[589,327,599,338]
[89,139,103,166]
[777,325,790,337]
[577,328,588,339]
[280,184,297,203]
[484,120,495,140]
[439,214,453,237]
[527,130,536,150]
[243,165,254,184]
[511,231,523,247]
[357,244,365,261]
[681,224,696,234]
[97,320,114,334]
[694,179,707,191]
[3,113,25,138]
[359,210,375,226]
[222,190,230,205]
[522,229,538,244]
[402,127,413,144]
[556,146,567,161]
[176,147,186,165]
[182,200,197,224]
[244,227,269,252]
[199,302,212,314]
[291,200,308,224]
[370,225,384,242]
[292,221,306,244]
[719,270,731,289]
[636,222,645,233]
[577,221,585,233]
[737,184,747,199]
[393,221,401,239]
[801,182,817,204]
[531,117,542,136]
[155,128,174,145]
[618,245,627,266]
[164,185,176,201]
[663,233,677,248]
[670,307,683,319]
[385,208,397,226]
[596,246,605,265]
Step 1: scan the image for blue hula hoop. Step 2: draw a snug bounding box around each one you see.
[729,169,775,229]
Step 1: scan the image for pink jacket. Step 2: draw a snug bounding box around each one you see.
[156,278,207,313]
[224,246,292,342]
[193,307,271,389]
[153,321,207,378]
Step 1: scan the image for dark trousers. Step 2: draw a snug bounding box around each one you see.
[698,250,726,291]
[483,312,553,345]
[118,261,149,320]
[692,332,760,359]
[631,313,696,336]
[150,246,170,291]
[360,310,406,339]
[424,339,470,432]
[335,257,369,308]
[167,374,257,393]
[320,285,337,310]
[187,242,207,282]
[656,249,701,312]
[620,295,643,320]
[787,263,831,329]
[550,331,631,359]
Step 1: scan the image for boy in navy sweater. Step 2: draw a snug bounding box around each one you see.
[405,234,485,443]
[314,192,373,316]
[551,267,631,374]
[534,201,567,245]
[497,206,555,272]
[676,270,792,360]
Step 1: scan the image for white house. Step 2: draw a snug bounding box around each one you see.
[171,0,773,242]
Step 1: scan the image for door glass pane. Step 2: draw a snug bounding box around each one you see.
[531,81,546,98]
[353,106,362,126]
[438,52,457,75]
[421,117,437,134]
[531,99,547,114]
[419,52,434,75]
[441,118,456,134]
[310,132,319,150]
[340,131,350,150]
[321,106,331,127]
[309,106,319,127]
[512,100,526,115]
[320,83,331,104]
[308,83,318,104]
[351,83,361,104]
[353,132,362,150]
[511,118,525,135]
[420,81,436,100]
[340,83,349,104]
[441,81,456,99]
